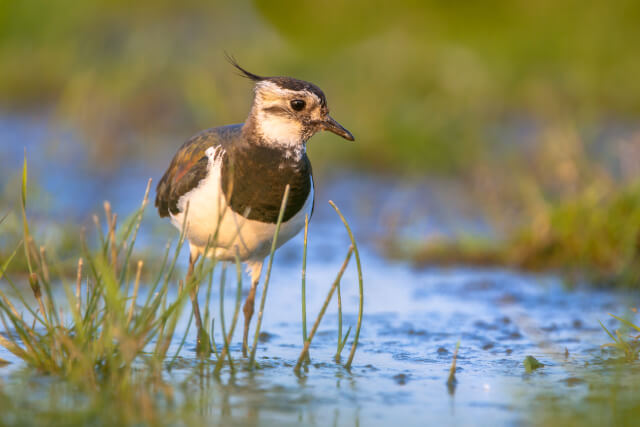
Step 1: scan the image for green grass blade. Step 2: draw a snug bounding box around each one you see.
[609,313,640,333]
[117,180,152,286]
[215,264,234,373]
[329,201,364,370]
[20,154,33,275]
[168,311,194,370]
[204,268,214,332]
[336,325,352,358]
[214,249,243,375]
[0,241,22,281]
[447,341,460,385]
[599,320,619,343]
[301,214,309,347]
[0,272,47,326]
[249,185,290,368]
[295,246,354,375]
[336,274,343,358]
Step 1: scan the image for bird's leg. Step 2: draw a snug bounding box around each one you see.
[242,261,263,357]
[188,252,212,357]
[187,253,203,331]
[242,279,258,357]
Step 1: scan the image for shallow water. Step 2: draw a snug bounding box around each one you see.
[1,115,639,426]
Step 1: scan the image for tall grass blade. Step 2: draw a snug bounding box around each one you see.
[335,274,343,361]
[301,214,309,349]
[127,260,143,324]
[329,201,364,370]
[600,320,619,343]
[0,242,21,280]
[204,268,214,333]
[295,246,354,375]
[20,153,34,276]
[249,185,290,368]
[168,312,194,370]
[117,179,152,285]
[609,313,640,333]
[214,250,243,375]
[336,326,352,360]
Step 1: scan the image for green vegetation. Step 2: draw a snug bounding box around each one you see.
[1,160,195,379]
[401,181,640,286]
[600,313,640,362]
[0,162,198,425]
[2,1,640,173]
[524,355,544,373]
[0,160,363,424]
[389,119,640,287]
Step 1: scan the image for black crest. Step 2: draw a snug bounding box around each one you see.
[225,52,266,82]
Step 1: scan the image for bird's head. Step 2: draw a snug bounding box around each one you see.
[228,56,354,151]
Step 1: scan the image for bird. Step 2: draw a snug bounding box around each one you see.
[155,57,354,356]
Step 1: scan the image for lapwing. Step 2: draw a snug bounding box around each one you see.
[155,58,354,356]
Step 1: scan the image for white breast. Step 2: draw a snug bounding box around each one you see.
[170,146,313,262]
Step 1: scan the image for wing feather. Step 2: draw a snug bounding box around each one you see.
[155,125,242,217]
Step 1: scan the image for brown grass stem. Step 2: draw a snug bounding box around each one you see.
[447,341,460,386]
[127,260,143,324]
[75,258,83,315]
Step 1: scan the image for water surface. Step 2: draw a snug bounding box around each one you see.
[1,115,638,426]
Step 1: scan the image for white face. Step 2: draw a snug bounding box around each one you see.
[252,81,325,150]
[256,110,303,148]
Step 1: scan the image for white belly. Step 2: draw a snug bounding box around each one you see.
[170,146,313,261]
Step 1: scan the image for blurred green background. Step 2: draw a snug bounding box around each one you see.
[2,0,640,172]
[2,0,640,284]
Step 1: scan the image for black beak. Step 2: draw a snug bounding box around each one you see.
[321,115,355,141]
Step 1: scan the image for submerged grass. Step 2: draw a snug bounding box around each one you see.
[447,341,459,386]
[528,313,640,427]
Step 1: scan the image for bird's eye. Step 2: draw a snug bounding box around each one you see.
[290,99,306,111]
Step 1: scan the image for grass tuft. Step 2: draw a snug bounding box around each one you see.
[600,313,640,361]
[0,160,197,394]
[1,158,367,417]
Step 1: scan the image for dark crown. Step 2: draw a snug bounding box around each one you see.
[225,54,327,107]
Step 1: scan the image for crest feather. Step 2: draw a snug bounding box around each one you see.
[225,52,265,82]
